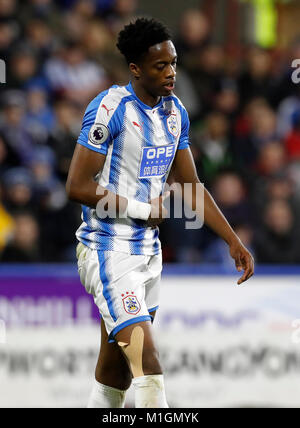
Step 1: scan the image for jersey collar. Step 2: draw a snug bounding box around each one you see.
[126,81,164,111]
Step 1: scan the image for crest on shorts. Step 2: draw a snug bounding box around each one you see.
[166,114,178,137]
[122,292,141,315]
[88,123,109,146]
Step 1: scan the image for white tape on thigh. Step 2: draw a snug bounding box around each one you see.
[118,326,144,377]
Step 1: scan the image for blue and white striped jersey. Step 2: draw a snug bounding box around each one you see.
[76,81,190,255]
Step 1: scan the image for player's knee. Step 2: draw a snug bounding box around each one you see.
[117,324,162,376]
[112,370,132,391]
[96,361,132,390]
[142,346,162,375]
[119,341,162,376]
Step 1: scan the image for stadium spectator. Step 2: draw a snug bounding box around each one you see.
[254,199,300,264]
[193,111,234,184]
[105,0,138,35]
[210,171,253,226]
[19,0,62,33]
[0,21,19,60]
[0,90,36,164]
[112,0,138,20]
[81,18,114,58]
[61,0,105,42]
[189,43,226,114]
[6,45,39,89]
[213,78,240,121]
[251,170,295,213]
[23,17,58,63]
[255,141,287,177]
[266,173,295,202]
[27,145,67,211]
[43,39,109,107]
[1,211,41,262]
[233,102,278,169]
[175,9,210,70]
[237,46,276,108]
[47,99,81,180]
[2,167,35,213]
[25,81,55,135]
[0,0,17,22]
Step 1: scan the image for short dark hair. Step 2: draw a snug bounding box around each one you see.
[116,17,171,64]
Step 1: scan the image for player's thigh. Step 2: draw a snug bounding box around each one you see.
[115,311,157,355]
[115,319,162,375]
[97,317,131,369]
[95,318,132,389]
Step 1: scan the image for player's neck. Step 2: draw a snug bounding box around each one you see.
[131,80,161,108]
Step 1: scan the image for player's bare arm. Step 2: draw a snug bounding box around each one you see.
[66,143,167,226]
[66,144,128,213]
[168,147,255,285]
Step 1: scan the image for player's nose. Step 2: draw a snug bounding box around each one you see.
[165,63,176,78]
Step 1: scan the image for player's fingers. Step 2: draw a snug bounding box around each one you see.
[237,254,253,285]
[237,270,248,285]
[245,255,254,281]
[244,253,254,280]
[237,254,248,284]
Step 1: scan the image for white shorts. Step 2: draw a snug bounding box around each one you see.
[76,242,162,343]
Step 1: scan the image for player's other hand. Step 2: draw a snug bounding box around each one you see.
[146,191,170,227]
[229,239,254,285]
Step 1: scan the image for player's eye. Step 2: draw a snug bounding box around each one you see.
[156,60,177,71]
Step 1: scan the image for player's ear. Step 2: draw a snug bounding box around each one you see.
[129,62,141,80]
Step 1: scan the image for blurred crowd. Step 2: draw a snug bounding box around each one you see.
[1,0,300,265]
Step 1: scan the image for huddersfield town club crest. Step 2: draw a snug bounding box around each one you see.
[166,114,178,137]
[122,293,141,315]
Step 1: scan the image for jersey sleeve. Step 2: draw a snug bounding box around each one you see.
[177,106,191,150]
[77,94,121,155]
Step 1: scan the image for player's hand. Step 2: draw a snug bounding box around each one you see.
[146,191,170,227]
[229,239,254,285]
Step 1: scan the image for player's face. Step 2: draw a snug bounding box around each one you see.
[138,40,177,97]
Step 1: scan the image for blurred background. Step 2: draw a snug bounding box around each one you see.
[1,0,300,408]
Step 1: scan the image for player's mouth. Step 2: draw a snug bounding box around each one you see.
[163,81,175,91]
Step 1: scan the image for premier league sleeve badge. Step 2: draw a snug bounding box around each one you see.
[88,123,110,146]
